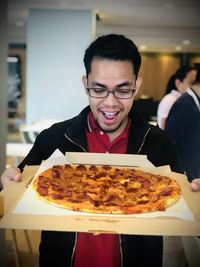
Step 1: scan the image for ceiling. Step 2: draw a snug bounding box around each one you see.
[8,0,200,53]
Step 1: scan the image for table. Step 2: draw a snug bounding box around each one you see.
[6,143,33,164]
[20,119,61,143]
[21,119,61,133]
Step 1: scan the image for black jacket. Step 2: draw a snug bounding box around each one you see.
[19,106,183,267]
[165,89,200,181]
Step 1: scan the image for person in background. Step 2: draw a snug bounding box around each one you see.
[165,69,200,182]
[1,34,200,267]
[157,66,197,129]
[163,69,200,267]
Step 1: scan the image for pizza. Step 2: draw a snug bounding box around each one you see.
[31,164,181,214]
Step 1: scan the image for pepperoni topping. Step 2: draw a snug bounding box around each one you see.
[142,179,151,189]
[52,169,60,179]
[76,164,87,171]
[89,165,98,171]
[102,165,111,170]
[137,200,149,204]
[53,165,62,169]
[37,187,48,196]
[51,194,63,199]
[64,164,74,170]
[159,187,173,196]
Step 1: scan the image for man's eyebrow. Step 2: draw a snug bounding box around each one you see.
[116,82,133,87]
[90,81,133,87]
[90,81,107,87]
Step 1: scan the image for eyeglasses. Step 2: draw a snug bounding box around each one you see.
[86,87,136,99]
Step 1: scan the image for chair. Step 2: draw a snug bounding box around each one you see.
[19,124,37,144]
[10,229,33,267]
[182,236,200,267]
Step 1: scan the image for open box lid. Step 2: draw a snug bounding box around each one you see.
[65,152,155,168]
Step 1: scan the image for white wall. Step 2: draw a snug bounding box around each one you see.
[26,9,96,123]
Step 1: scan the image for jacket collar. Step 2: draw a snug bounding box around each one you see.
[64,105,151,154]
[187,88,200,111]
[127,107,151,154]
[64,106,90,151]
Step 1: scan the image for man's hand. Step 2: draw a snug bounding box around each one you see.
[191,178,200,192]
[1,166,22,188]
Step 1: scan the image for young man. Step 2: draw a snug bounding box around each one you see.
[1,34,200,267]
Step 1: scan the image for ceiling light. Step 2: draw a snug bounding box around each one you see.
[175,46,181,51]
[140,45,147,50]
[183,40,191,45]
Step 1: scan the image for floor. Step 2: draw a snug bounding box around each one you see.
[5,127,40,267]
[5,230,40,267]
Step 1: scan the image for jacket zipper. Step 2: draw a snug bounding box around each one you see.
[64,133,86,152]
[137,127,151,154]
[70,232,77,267]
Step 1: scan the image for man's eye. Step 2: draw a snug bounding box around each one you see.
[93,88,106,93]
[117,89,130,94]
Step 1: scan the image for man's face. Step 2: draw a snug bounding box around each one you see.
[82,59,141,136]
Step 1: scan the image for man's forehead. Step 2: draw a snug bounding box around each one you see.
[90,59,135,73]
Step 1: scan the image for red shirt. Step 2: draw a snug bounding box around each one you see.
[73,112,131,267]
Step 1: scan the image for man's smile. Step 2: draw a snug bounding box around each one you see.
[101,111,120,120]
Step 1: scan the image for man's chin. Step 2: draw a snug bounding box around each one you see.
[94,116,124,134]
[100,123,123,133]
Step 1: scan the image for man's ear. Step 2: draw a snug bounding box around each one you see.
[82,75,88,94]
[134,77,142,96]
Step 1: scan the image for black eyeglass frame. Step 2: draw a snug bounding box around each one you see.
[86,87,136,99]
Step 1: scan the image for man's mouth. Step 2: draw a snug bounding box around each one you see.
[101,111,119,120]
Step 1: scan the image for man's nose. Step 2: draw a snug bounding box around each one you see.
[103,91,119,105]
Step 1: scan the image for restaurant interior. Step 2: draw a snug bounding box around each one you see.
[1,1,200,266]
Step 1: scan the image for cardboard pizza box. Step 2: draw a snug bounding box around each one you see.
[65,152,155,168]
[0,152,200,236]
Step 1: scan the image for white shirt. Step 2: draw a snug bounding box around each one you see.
[157,90,181,128]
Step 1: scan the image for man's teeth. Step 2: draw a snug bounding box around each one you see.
[102,112,117,118]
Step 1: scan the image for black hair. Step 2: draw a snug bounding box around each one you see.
[176,65,196,82]
[164,74,176,95]
[83,34,141,78]
[192,69,200,85]
[164,65,197,95]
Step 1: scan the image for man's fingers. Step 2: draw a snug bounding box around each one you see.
[191,178,200,192]
[1,166,22,188]
[15,172,22,182]
[7,166,21,179]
